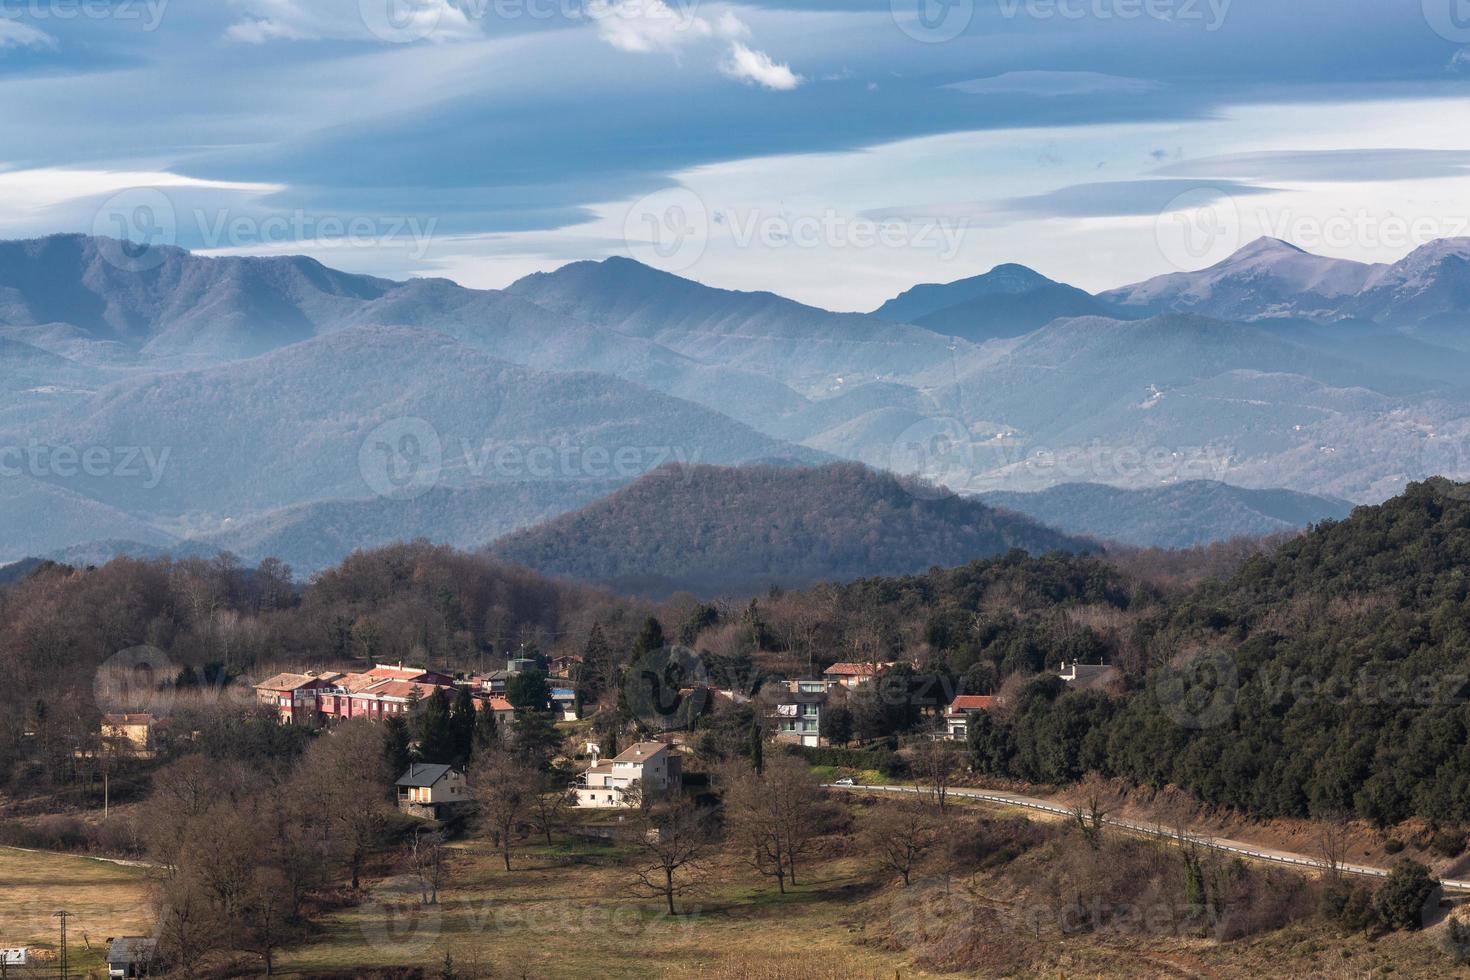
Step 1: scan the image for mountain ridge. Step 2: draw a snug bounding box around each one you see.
[489,462,1093,596]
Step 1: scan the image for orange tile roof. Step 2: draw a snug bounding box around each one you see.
[256,671,327,691]
[365,665,433,681]
[948,695,996,713]
[823,662,881,677]
[361,679,448,700]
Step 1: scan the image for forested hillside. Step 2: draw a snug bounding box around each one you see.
[9,479,1470,830]
[489,462,1092,595]
[972,479,1470,826]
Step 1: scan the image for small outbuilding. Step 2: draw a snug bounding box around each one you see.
[106,936,159,978]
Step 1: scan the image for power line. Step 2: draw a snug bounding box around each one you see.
[52,910,70,980]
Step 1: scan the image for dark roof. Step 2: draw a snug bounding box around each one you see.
[396,763,455,788]
[107,937,158,965]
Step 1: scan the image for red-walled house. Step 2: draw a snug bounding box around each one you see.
[254,671,343,725]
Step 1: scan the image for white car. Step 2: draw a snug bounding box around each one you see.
[833,777,856,786]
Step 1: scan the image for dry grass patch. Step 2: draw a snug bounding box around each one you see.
[0,845,153,970]
[275,838,934,979]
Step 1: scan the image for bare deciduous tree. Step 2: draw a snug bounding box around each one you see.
[294,719,391,889]
[529,772,574,847]
[863,798,940,886]
[1316,811,1350,884]
[621,789,717,915]
[407,827,450,905]
[913,736,960,813]
[473,753,533,870]
[722,754,822,894]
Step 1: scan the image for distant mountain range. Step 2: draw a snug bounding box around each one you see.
[979,481,1355,549]
[201,479,624,574]
[490,463,1091,596]
[871,263,1117,341]
[4,232,1470,576]
[1099,237,1470,338]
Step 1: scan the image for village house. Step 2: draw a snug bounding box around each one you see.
[945,695,996,739]
[549,654,583,679]
[100,713,154,754]
[481,694,517,727]
[574,741,682,808]
[822,662,890,690]
[550,687,578,722]
[254,671,343,725]
[396,763,470,819]
[770,679,827,747]
[255,663,516,729]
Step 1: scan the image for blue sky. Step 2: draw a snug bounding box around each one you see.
[2,0,1469,308]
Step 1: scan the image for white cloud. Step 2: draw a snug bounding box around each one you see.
[0,168,281,215]
[587,1,799,91]
[587,0,715,54]
[0,17,56,51]
[720,40,801,91]
[1451,48,1470,73]
[226,0,480,44]
[947,71,1160,98]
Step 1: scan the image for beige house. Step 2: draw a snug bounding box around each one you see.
[574,742,682,808]
[396,763,470,819]
[822,662,891,690]
[100,713,154,754]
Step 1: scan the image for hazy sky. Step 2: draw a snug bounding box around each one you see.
[2,0,1469,308]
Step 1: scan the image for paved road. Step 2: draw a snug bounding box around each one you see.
[823,784,1470,893]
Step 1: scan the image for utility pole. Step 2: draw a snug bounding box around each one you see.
[53,910,70,980]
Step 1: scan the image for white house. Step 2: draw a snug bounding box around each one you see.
[574,741,682,807]
[945,695,996,739]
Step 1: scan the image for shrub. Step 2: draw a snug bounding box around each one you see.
[785,744,897,773]
[1372,860,1439,931]
[1384,838,1405,854]
[1321,881,1377,933]
[1442,917,1470,966]
[1431,828,1466,858]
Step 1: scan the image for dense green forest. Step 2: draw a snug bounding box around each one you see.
[970,479,1470,826]
[489,462,1092,595]
[8,479,1470,828]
